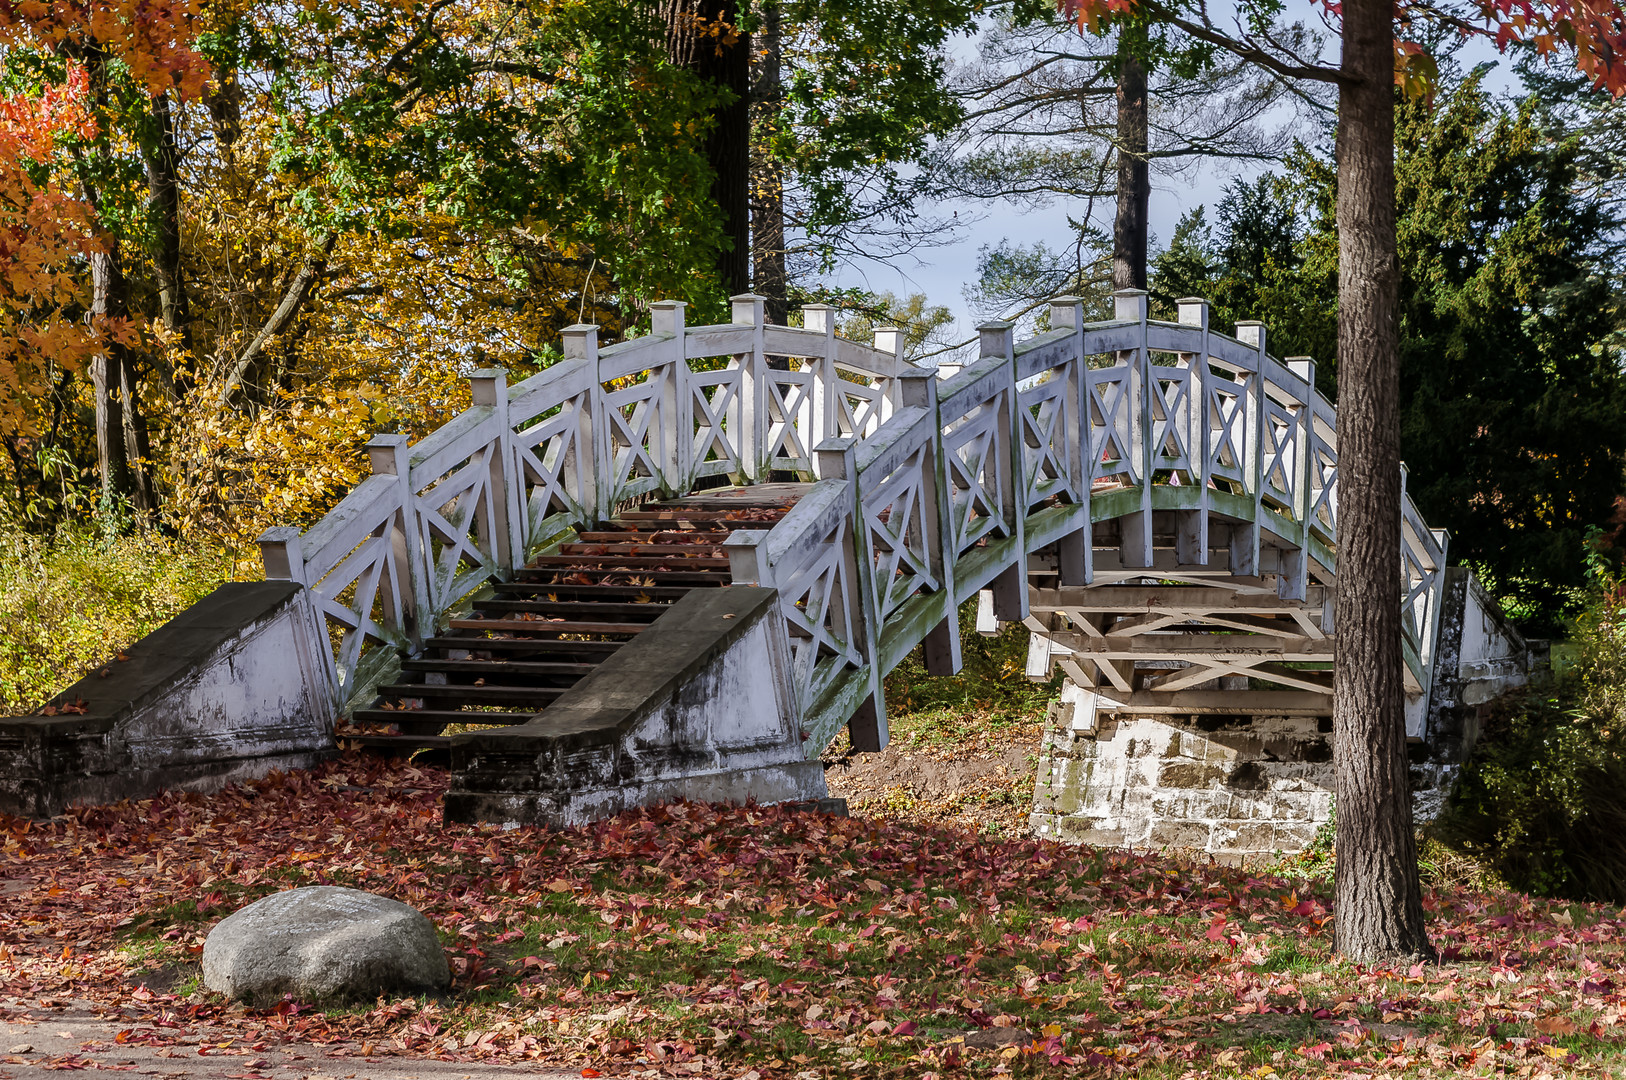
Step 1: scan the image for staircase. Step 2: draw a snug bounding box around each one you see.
[341,487,804,757]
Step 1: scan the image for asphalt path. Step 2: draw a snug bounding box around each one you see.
[0,1000,583,1080]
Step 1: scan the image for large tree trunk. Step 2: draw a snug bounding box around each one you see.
[750,0,788,324]
[1331,0,1430,961]
[661,0,751,295]
[1112,53,1149,291]
[89,242,154,516]
[143,92,193,374]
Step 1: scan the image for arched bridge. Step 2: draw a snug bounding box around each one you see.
[250,288,1450,823]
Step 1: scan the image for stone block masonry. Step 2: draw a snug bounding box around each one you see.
[1031,711,1334,858]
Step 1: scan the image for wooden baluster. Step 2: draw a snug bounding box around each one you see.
[1176,298,1211,567]
[469,368,520,574]
[1232,320,1267,577]
[1116,288,1153,568]
[1050,295,1090,586]
[731,293,768,483]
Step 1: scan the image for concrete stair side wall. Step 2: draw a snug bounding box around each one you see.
[0,582,336,819]
[444,586,828,826]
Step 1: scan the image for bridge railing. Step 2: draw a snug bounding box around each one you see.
[261,289,1449,739]
[259,297,911,708]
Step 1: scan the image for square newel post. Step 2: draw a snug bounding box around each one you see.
[731,293,769,482]
[1175,298,1212,567]
[650,300,687,495]
[259,526,339,711]
[976,319,1028,623]
[259,526,308,586]
[874,325,906,428]
[1278,356,1315,601]
[803,303,838,447]
[1233,320,1267,577]
[1114,288,1153,568]
[814,435,886,750]
[1050,295,1091,585]
[896,368,963,679]
[367,433,428,648]
[564,323,609,525]
[722,529,773,586]
[469,368,520,574]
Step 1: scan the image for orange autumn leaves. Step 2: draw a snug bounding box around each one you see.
[0,65,107,439]
[0,0,211,437]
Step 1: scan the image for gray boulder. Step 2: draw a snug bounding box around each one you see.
[202,886,449,1003]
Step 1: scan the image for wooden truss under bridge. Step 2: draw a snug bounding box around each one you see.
[260,289,1450,757]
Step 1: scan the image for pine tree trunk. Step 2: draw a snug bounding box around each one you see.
[661,0,751,296]
[750,0,788,325]
[1331,0,1431,961]
[1112,54,1149,291]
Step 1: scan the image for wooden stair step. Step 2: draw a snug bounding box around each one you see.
[527,555,731,569]
[472,600,670,617]
[491,582,696,600]
[516,568,729,583]
[423,636,626,654]
[559,543,726,556]
[339,734,452,755]
[351,708,537,727]
[575,530,729,542]
[377,683,568,704]
[401,658,600,676]
[445,618,648,635]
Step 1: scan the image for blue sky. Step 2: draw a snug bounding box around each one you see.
[821,22,1525,343]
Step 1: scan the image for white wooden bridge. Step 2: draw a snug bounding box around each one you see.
[258,288,1450,770]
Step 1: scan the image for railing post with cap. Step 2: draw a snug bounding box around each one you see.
[1278,357,1315,601]
[722,529,773,587]
[1176,298,1212,566]
[804,304,837,447]
[1115,288,1153,568]
[1049,295,1090,585]
[1232,321,1267,577]
[469,368,520,574]
[817,435,887,751]
[651,300,687,495]
[976,319,1027,623]
[365,433,427,647]
[874,326,906,431]
[732,293,768,483]
[565,323,611,526]
[259,526,340,709]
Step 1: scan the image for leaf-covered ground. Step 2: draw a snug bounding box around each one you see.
[4,754,1626,1079]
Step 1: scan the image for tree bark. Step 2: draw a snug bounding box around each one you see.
[750,0,788,324]
[89,241,154,515]
[143,92,193,380]
[1112,53,1149,291]
[661,0,752,295]
[221,233,338,413]
[1331,0,1431,961]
